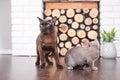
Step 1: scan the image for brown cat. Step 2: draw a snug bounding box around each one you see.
[35,17,63,69]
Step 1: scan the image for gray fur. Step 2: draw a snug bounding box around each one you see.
[65,39,99,70]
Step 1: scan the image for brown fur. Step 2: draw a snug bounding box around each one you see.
[35,17,63,69]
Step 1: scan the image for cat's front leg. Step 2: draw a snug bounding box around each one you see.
[91,61,98,71]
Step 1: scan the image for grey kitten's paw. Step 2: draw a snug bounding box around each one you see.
[67,67,73,70]
[91,67,98,71]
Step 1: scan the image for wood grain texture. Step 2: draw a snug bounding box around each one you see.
[71,37,79,45]
[74,14,84,22]
[59,33,68,41]
[66,9,75,18]
[84,17,92,25]
[52,9,60,18]
[89,8,98,18]
[88,30,98,39]
[59,24,68,33]
[60,47,67,56]
[77,30,86,38]
[72,22,79,29]
[43,0,100,2]
[67,29,76,37]
[59,15,67,23]
[45,2,98,9]
[65,41,72,49]
[2,55,120,80]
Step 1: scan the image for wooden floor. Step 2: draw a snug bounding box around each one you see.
[0,55,120,80]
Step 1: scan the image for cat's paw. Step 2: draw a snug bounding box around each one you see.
[67,67,73,70]
[91,67,98,71]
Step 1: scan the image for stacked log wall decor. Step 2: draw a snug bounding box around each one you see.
[44,2,100,56]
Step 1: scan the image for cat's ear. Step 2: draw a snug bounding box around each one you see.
[51,16,57,24]
[37,17,43,22]
[93,38,99,46]
[94,38,99,43]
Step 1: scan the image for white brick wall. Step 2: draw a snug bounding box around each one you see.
[11,0,43,55]
[11,0,120,56]
[100,0,120,57]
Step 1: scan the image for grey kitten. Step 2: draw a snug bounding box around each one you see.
[65,39,99,71]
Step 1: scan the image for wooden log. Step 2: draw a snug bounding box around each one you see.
[59,42,64,48]
[76,9,81,13]
[84,17,92,25]
[71,37,79,45]
[67,29,76,37]
[80,24,85,29]
[89,8,98,18]
[52,9,60,18]
[60,47,67,56]
[88,30,98,39]
[61,9,65,14]
[77,30,86,38]
[44,9,52,16]
[45,2,98,9]
[59,15,67,23]
[66,9,75,18]
[85,26,90,31]
[72,22,79,29]
[74,14,84,23]
[93,25,98,30]
[67,19,73,24]
[59,24,68,33]
[81,38,89,47]
[65,41,72,49]
[45,17,52,20]
[59,33,68,41]
[83,8,89,13]
[93,18,98,24]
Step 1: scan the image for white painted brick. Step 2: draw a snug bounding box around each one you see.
[12,44,24,49]
[100,6,113,12]
[114,19,120,25]
[12,18,24,24]
[100,25,115,32]
[23,31,38,37]
[23,6,43,12]
[100,12,120,18]
[23,44,36,50]
[100,0,120,6]
[100,18,114,25]
[22,25,39,31]
[12,37,24,43]
[23,18,38,25]
[12,25,23,31]
[113,6,120,12]
[11,12,24,18]
[12,6,24,12]
[12,31,23,37]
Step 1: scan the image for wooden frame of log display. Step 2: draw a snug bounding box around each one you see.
[44,2,99,56]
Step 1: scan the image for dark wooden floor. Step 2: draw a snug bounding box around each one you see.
[0,55,120,80]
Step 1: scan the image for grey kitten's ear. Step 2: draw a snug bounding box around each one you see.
[37,17,43,22]
[51,16,57,24]
[94,38,99,44]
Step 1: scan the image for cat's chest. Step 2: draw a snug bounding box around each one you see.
[40,33,57,44]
